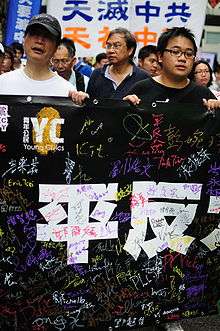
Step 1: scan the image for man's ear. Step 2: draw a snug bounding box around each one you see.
[71,56,77,66]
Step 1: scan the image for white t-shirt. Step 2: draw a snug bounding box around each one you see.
[0,68,76,97]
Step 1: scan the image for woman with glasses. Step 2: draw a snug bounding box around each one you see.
[188,60,220,98]
[86,27,149,101]
[189,60,213,88]
[124,27,219,110]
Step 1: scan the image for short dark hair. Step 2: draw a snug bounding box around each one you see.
[3,46,15,70]
[95,52,107,63]
[59,37,76,58]
[10,42,24,57]
[189,59,213,87]
[107,27,137,60]
[157,27,197,55]
[138,45,157,60]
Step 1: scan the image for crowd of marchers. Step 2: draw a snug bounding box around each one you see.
[0,12,220,331]
[0,13,220,109]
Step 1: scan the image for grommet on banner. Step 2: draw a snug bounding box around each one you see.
[26,96,32,102]
[93,99,99,105]
[152,102,157,108]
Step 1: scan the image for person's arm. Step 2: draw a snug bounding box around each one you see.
[69,90,89,105]
[203,98,220,110]
[203,88,219,110]
[123,94,141,105]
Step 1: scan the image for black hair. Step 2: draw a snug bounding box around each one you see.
[107,27,137,60]
[59,37,76,58]
[138,45,157,60]
[10,42,24,56]
[95,52,107,63]
[157,27,197,55]
[188,59,213,87]
[3,46,14,70]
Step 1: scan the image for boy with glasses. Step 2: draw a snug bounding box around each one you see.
[124,27,219,110]
[124,26,220,331]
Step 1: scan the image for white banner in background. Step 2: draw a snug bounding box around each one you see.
[47,0,208,57]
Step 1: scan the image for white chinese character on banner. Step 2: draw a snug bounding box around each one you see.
[124,181,202,259]
[17,4,32,18]
[37,183,118,264]
[15,18,29,31]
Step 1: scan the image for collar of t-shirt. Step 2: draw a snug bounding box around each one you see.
[104,65,133,90]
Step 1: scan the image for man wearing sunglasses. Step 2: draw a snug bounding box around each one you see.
[124,27,219,110]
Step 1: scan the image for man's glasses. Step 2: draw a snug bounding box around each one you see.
[164,48,195,59]
[52,58,71,65]
[105,43,124,50]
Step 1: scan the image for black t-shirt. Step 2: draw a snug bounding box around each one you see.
[128,76,216,107]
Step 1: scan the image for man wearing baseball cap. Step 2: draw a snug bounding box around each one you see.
[0,13,88,102]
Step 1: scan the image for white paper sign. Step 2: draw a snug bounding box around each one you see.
[47,0,208,57]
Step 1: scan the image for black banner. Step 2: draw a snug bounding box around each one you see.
[0,96,220,331]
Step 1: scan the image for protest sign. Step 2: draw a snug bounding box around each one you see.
[47,0,208,57]
[0,96,219,330]
[4,0,41,45]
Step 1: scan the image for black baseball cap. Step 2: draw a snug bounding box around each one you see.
[25,13,61,43]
